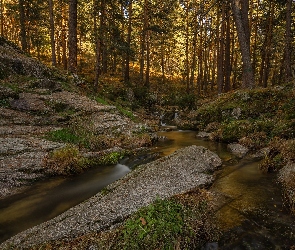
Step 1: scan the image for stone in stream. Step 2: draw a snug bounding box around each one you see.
[0,145,222,249]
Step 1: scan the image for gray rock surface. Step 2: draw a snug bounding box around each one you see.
[0,145,222,249]
[227,143,249,158]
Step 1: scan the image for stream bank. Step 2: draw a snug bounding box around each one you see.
[0,144,222,249]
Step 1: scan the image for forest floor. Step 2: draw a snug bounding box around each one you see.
[1,37,295,249]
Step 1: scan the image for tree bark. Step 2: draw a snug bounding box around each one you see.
[224,1,231,92]
[68,0,78,73]
[231,0,255,89]
[0,0,3,37]
[48,0,56,66]
[18,0,28,53]
[124,0,132,84]
[285,0,292,82]
[217,2,224,94]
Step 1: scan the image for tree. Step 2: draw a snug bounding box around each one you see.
[124,0,133,84]
[18,0,28,53]
[231,0,255,89]
[285,0,292,82]
[68,0,78,73]
[48,0,57,66]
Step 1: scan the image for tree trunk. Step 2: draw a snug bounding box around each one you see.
[124,0,132,84]
[48,0,56,66]
[285,0,292,82]
[160,35,166,84]
[224,1,231,92]
[94,0,101,90]
[68,0,77,73]
[231,0,255,89]
[0,0,3,37]
[18,0,28,53]
[217,2,224,94]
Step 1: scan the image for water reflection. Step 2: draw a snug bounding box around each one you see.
[0,163,130,243]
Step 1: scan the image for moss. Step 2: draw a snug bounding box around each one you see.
[43,145,86,175]
[45,128,82,144]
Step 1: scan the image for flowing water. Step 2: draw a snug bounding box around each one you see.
[0,130,294,248]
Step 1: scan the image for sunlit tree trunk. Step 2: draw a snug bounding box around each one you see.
[124,0,132,84]
[231,0,255,89]
[0,0,3,37]
[18,0,28,53]
[224,1,231,92]
[62,6,67,70]
[48,0,56,66]
[160,35,165,84]
[259,1,274,88]
[68,0,77,73]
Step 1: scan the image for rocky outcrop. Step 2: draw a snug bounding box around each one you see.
[227,143,249,158]
[0,145,222,248]
[0,86,154,200]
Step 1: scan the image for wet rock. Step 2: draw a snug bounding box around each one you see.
[249,147,271,160]
[227,143,249,158]
[278,163,295,211]
[197,131,211,140]
[0,145,222,248]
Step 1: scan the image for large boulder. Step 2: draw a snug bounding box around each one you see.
[0,145,222,248]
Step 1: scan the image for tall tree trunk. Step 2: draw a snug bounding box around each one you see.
[48,0,56,66]
[160,35,166,84]
[285,0,292,82]
[0,0,3,37]
[94,0,101,90]
[101,6,107,75]
[217,2,225,94]
[145,29,150,88]
[124,0,132,84]
[142,0,149,87]
[224,1,231,92]
[68,0,77,73]
[231,0,255,89]
[185,1,190,92]
[18,0,28,53]
[262,1,274,88]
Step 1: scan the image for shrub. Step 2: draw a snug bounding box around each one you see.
[220,120,253,142]
[43,145,85,175]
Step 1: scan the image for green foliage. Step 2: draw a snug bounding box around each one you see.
[118,190,219,250]
[95,96,109,105]
[98,152,125,165]
[0,98,9,107]
[117,105,136,121]
[43,145,85,175]
[220,120,253,142]
[121,198,185,250]
[45,128,82,144]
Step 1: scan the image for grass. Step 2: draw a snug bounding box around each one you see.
[45,128,82,144]
[27,189,219,250]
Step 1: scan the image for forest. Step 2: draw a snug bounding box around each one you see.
[1,0,294,98]
[1,0,295,249]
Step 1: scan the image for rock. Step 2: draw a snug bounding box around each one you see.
[227,143,249,158]
[249,147,270,159]
[0,145,222,248]
[197,131,211,140]
[10,93,50,112]
[278,163,295,214]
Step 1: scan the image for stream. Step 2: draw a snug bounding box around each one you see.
[0,130,294,248]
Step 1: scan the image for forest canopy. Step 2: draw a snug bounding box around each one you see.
[0,0,294,96]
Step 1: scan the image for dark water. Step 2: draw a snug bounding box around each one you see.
[0,130,294,248]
